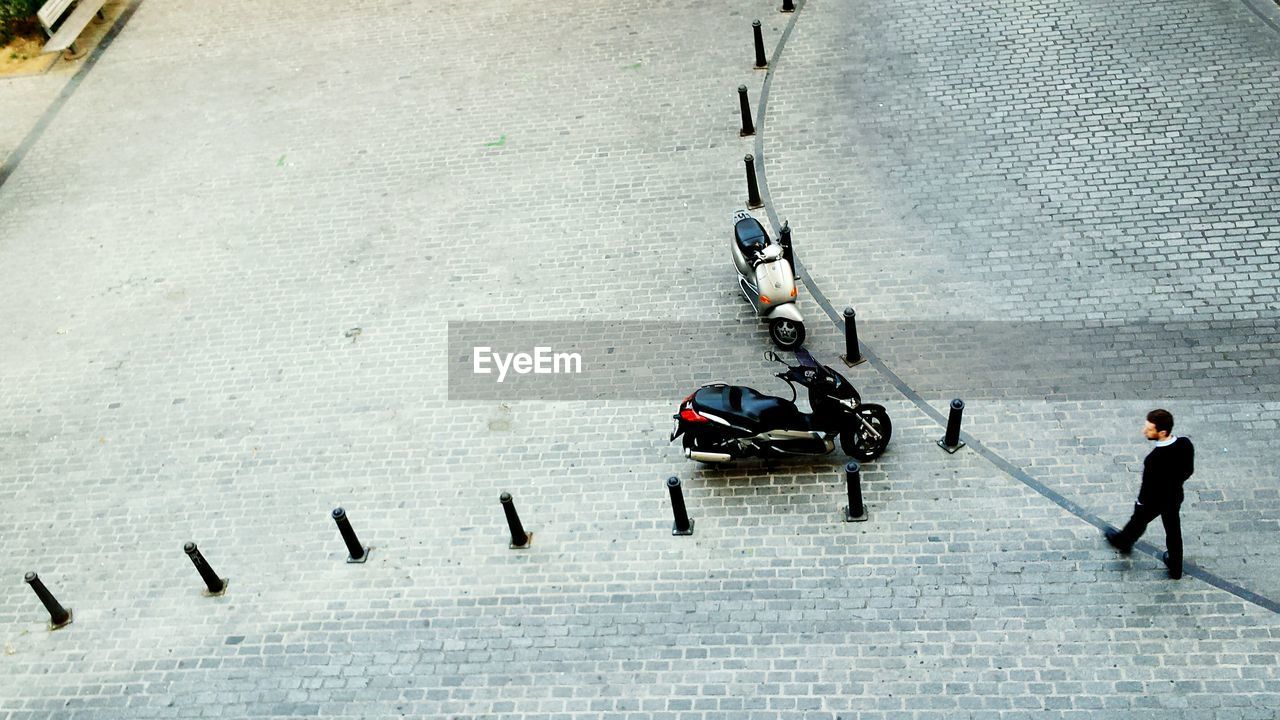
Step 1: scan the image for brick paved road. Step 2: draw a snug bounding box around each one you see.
[0,73,66,174]
[765,0,1280,602]
[1,0,1278,717]
[0,0,131,177]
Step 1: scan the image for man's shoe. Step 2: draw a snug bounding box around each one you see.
[1105,529,1132,555]
[1162,551,1183,580]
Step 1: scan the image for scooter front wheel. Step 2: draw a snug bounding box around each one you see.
[769,318,805,350]
[841,404,892,461]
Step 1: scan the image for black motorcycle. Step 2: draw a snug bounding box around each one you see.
[670,352,892,463]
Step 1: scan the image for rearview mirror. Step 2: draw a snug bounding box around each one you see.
[764,351,782,364]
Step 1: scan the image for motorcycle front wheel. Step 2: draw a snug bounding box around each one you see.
[841,404,892,461]
[769,318,805,350]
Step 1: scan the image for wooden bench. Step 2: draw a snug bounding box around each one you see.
[38,0,108,58]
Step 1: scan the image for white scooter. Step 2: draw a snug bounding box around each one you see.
[731,210,805,350]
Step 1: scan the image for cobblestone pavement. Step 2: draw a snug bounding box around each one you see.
[0,67,72,179]
[0,0,131,177]
[765,0,1280,602]
[1,0,1278,718]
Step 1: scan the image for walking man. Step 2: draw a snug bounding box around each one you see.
[1105,409,1195,579]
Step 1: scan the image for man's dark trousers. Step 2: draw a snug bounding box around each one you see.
[1114,500,1182,569]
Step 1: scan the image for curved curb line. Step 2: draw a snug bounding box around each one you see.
[1239,0,1280,35]
[0,0,144,191]
[749,0,1280,616]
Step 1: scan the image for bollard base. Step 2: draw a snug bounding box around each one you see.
[509,532,533,550]
[346,547,371,564]
[739,129,755,138]
[841,353,868,367]
[938,438,966,454]
[48,608,73,631]
[747,199,764,210]
[843,505,869,523]
[672,520,695,536]
[201,579,229,598]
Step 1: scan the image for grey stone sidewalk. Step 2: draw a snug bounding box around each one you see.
[0,72,65,170]
[766,0,1280,600]
[1,0,1279,717]
[0,0,131,172]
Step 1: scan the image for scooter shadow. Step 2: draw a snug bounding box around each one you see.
[682,455,853,517]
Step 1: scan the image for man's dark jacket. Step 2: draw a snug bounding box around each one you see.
[1138,436,1195,507]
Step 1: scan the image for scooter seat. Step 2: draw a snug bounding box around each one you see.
[734,216,769,257]
[692,385,810,431]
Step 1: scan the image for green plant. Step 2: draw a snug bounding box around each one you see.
[0,0,41,45]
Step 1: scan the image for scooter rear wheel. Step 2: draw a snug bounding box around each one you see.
[769,318,805,350]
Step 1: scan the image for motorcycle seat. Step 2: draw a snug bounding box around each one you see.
[692,385,810,431]
[734,216,769,257]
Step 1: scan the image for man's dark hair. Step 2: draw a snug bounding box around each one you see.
[1147,409,1174,434]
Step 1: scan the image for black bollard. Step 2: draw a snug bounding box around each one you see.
[842,307,866,367]
[331,507,369,563]
[938,398,966,453]
[738,85,755,137]
[843,461,868,522]
[183,542,228,596]
[500,492,531,549]
[667,476,694,536]
[779,220,795,269]
[744,154,763,209]
[752,20,768,69]
[24,572,72,630]
[782,0,796,12]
